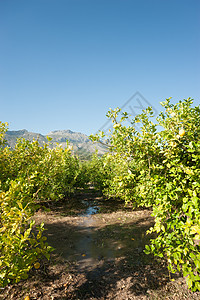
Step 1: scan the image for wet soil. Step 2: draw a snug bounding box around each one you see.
[1,188,200,299]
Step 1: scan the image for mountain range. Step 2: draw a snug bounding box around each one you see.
[5,129,107,159]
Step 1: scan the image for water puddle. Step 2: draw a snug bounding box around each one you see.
[78,200,99,216]
[45,192,154,273]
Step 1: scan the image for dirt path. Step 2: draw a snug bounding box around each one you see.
[1,188,200,299]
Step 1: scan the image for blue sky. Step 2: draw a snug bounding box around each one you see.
[0,0,199,135]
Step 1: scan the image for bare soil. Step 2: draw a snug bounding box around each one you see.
[1,188,200,299]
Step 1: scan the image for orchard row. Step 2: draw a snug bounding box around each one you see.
[0,97,200,291]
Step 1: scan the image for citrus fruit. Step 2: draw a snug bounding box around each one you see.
[34,262,40,269]
[170,112,176,117]
[170,141,177,147]
[113,123,121,129]
[179,128,185,137]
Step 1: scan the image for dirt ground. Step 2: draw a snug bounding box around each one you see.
[1,188,200,299]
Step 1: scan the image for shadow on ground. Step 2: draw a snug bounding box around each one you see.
[2,189,191,300]
[42,212,175,299]
[41,187,145,217]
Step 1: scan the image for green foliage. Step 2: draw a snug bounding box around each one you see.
[1,98,200,291]
[0,121,8,147]
[0,138,80,200]
[88,152,112,191]
[0,122,82,287]
[91,106,160,207]
[145,98,200,292]
[0,185,52,287]
[91,98,200,291]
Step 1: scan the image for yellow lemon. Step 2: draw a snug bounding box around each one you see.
[113,123,121,129]
[24,296,31,300]
[34,262,40,269]
[170,141,177,147]
[170,112,176,117]
[179,128,185,137]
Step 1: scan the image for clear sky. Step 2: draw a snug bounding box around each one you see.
[0,0,200,135]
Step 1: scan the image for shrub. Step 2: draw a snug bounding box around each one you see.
[0,178,52,287]
[91,98,200,291]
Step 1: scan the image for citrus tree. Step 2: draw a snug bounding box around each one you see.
[145,98,200,291]
[90,106,160,207]
[90,97,200,291]
[0,123,82,286]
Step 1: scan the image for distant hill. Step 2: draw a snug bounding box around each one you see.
[5,129,107,159]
